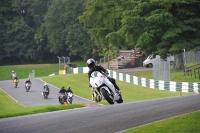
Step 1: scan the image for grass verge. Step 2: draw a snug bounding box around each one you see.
[124,111,200,133]
[42,74,194,103]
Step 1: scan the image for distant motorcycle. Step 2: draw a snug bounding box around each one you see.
[43,90,49,99]
[13,78,19,88]
[58,93,67,104]
[11,73,17,80]
[25,83,31,92]
[67,92,74,104]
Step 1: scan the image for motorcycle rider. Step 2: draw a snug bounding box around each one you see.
[11,70,16,79]
[13,76,19,86]
[86,58,120,100]
[43,83,50,95]
[25,78,32,88]
[66,86,73,94]
[58,86,67,103]
[13,77,19,82]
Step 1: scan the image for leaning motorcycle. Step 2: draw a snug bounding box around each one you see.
[89,71,123,104]
[67,92,74,104]
[13,79,19,88]
[25,83,31,92]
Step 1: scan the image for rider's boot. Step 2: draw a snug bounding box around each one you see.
[114,93,120,101]
[105,78,120,101]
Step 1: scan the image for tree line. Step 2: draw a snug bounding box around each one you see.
[1,0,200,69]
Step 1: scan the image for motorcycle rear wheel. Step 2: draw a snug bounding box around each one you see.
[44,92,48,99]
[26,87,30,92]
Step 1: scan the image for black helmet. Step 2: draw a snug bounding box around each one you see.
[86,58,96,69]
[67,86,71,90]
[61,86,65,89]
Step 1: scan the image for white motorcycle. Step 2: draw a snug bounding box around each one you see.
[67,92,74,104]
[25,83,31,92]
[90,71,123,104]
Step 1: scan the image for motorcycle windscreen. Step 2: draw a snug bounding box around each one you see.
[90,71,98,78]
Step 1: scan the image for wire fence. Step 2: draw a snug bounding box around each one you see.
[153,47,200,81]
[97,51,119,68]
[153,56,170,81]
[184,48,200,64]
[57,56,70,71]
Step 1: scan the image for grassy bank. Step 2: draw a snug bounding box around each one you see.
[42,74,193,103]
[0,64,58,80]
[124,111,200,133]
[0,61,87,81]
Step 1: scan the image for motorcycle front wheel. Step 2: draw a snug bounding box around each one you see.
[95,95,102,102]
[100,88,114,104]
[67,98,72,104]
[26,88,29,92]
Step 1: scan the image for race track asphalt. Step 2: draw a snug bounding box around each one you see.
[0,78,93,106]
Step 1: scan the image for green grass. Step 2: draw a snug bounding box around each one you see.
[72,60,87,67]
[0,61,87,80]
[124,111,200,133]
[0,64,58,80]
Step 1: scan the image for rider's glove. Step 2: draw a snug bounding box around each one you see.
[89,84,92,88]
[105,72,109,76]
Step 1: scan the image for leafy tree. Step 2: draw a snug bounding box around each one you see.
[119,0,200,70]
[79,0,125,56]
[30,0,54,62]
[44,0,93,60]
[0,0,17,63]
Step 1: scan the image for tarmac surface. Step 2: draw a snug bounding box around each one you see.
[0,78,93,107]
